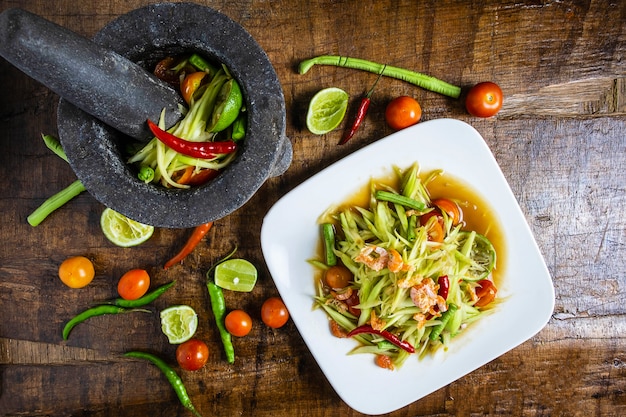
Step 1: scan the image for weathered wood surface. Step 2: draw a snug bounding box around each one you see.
[1,1,624,416]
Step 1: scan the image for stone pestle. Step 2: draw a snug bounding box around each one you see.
[0,8,183,140]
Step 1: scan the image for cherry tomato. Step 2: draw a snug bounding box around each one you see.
[432,198,462,226]
[475,279,498,307]
[225,309,252,336]
[58,256,95,288]
[176,339,209,371]
[117,269,150,300]
[465,82,503,118]
[420,210,445,243]
[261,297,289,329]
[385,96,422,130]
[324,265,353,289]
[181,71,206,104]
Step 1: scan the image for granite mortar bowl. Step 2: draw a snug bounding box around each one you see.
[57,3,291,228]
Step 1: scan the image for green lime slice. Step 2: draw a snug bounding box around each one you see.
[458,231,496,281]
[306,87,349,135]
[208,78,243,132]
[160,305,198,344]
[100,208,154,247]
[214,259,258,292]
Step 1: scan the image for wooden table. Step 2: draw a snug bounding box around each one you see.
[1,1,624,416]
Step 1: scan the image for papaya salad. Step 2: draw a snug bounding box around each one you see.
[128,53,246,189]
[312,163,500,370]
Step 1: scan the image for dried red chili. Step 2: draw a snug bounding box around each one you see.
[347,324,415,353]
[339,65,386,145]
[147,119,237,159]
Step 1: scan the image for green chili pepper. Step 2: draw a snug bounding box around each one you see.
[102,281,176,308]
[231,112,246,141]
[429,303,458,341]
[125,351,203,417]
[62,305,150,340]
[207,280,235,363]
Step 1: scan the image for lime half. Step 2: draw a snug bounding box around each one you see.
[100,208,154,247]
[214,259,258,292]
[160,305,198,344]
[208,79,243,132]
[306,87,349,135]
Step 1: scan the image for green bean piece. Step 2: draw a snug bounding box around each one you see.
[105,281,176,308]
[138,165,155,183]
[298,55,461,99]
[188,53,219,78]
[374,190,427,211]
[429,303,459,341]
[207,281,235,363]
[125,351,203,417]
[62,305,150,340]
[42,134,69,162]
[27,179,86,226]
[322,223,337,266]
[407,214,417,242]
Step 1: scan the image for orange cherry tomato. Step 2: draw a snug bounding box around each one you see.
[324,265,353,289]
[261,297,290,329]
[58,256,95,288]
[465,82,503,118]
[385,96,422,130]
[432,198,462,226]
[420,211,445,243]
[181,71,207,104]
[475,279,498,307]
[176,339,209,371]
[117,269,150,300]
[225,309,253,337]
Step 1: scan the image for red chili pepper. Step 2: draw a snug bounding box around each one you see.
[438,275,450,300]
[339,65,386,145]
[147,119,237,159]
[346,324,415,353]
[164,222,213,269]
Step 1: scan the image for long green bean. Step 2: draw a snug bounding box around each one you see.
[298,55,461,98]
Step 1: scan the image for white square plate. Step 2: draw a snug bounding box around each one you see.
[261,119,554,415]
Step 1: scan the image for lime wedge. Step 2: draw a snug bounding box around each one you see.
[306,87,349,135]
[208,78,243,132]
[214,259,258,292]
[100,208,154,247]
[160,305,198,344]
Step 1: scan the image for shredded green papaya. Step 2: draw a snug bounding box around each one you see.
[312,162,498,369]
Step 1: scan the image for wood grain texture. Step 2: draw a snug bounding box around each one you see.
[0,0,624,416]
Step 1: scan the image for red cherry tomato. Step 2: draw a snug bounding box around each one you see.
[465,82,503,117]
[225,309,252,337]
[261,297,289,329]
[475,279,498,307]
[385,96,422,130]
[117,269,150,300]
[176,339,209,371]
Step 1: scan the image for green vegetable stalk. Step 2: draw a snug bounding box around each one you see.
[27,134,86,226]
[298,55,461,99]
